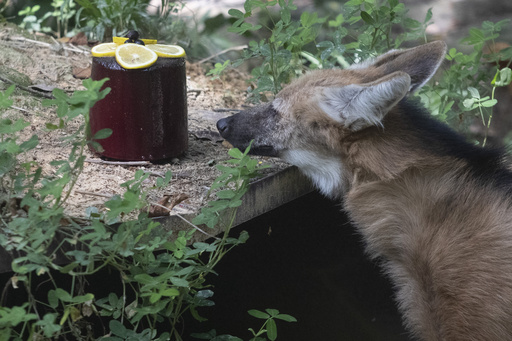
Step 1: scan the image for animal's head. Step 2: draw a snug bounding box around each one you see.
[217,41,447,196]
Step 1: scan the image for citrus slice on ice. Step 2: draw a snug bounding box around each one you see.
[113,36,157,45]
[115,44,158,69]
[91,42,118,57]
[146,44,186,58]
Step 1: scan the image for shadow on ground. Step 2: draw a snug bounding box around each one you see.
[187,191,411,341]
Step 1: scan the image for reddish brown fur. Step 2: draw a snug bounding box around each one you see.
[217,41,512,339]
[344,122,512,340]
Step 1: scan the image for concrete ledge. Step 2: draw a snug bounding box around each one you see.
[0,166,313,273]
[156,165,314,241]
[230,165,313,226]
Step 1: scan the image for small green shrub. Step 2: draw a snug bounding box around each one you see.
[74,0,151,41]
[0,80,283,340]
[17,0,77,37]
[419,20,512,144]
[191,309,297,341]
[17,5,46,33]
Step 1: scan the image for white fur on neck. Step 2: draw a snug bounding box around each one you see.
[282,149,346,198]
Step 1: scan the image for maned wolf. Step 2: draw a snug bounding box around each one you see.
[216,41,512,340]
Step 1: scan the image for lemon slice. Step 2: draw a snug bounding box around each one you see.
[115,44,158,69]
[91,42,118,57]
[113,36,157,45]
[146,44,186,58]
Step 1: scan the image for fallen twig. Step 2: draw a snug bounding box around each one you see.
[197,45,248,64]
[10,105,30,113]
[8,36,90,55]
[75,190,113,198]
[213,108,242,113]
[85,159,150,166]
[0,75,55,99]
[147,171,165,178]
[151,201,221,240]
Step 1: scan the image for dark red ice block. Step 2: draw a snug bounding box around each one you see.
[89,56,188,161]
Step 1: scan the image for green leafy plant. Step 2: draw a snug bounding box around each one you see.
[17,1,77,37]
[10,0,224,61]
[207,60,231,81]
[246,309,297,341]
[418,19,512,143]
[0,85,37,184]
[193,142,268,229]
[226,0,326,102]
[74,0,193,44]
[0,79,275,340]
[341,0,431,53]
[75,0,151,41]
[216,0,512,145]
[44,0,78,38]
[191,309,297,341]
[0,79,110,339]
[144,0,188,43]
[17,5,46,33]
[216,0,433,103]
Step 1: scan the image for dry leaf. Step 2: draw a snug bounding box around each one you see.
[82,301,94,317]
[57,37,71,44]
[191,129,224,142]
[29,84,56,92]
[148,195,171,217]
[147,193,189,217]
[73,67,91,79]
[68,32,88,46]
[169,193,189,210]
[222,140,233,149]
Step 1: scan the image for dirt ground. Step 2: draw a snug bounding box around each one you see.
[0,23,288,220]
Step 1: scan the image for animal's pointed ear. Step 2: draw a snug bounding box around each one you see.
[319,71,411,131]
[367,41,447,93]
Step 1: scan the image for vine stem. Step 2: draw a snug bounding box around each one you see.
[54,127,87,211]
[482,83,498,148]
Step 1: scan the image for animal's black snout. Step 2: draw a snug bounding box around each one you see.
[216,118,229,135]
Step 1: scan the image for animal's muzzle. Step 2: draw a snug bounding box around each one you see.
[216,117,230,137]
[216,106,280,157]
